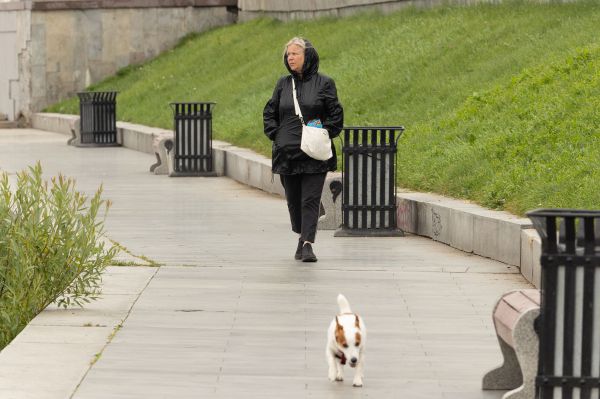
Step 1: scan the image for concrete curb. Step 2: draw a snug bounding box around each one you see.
[520,229,542,288]
[32,113,542,287]
[0,267,157,399]
[396,192,538,276]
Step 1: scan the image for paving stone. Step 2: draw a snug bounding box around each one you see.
[0,129,534,399]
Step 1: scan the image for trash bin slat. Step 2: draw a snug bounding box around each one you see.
[370,130,377,229]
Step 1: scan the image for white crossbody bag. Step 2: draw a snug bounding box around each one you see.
[292,78,333,161]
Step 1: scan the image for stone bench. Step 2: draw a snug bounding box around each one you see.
[317,173,343,230]
[149,132,174,175]
[149,127,219,177]
[482,289,540,399]
[67,117,81,146]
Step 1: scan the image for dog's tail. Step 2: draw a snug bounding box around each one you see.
[337,294,352,314]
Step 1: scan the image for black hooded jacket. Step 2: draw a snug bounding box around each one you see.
[263,41,344,175]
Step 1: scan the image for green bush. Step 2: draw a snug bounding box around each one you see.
[0,163,117,349]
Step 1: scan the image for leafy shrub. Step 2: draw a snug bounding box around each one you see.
[0,163,117,349]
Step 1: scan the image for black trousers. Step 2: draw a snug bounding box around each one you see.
[280,173,327,243]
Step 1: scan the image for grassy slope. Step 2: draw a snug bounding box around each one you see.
[403,47,600,214]
[47,0,600,215]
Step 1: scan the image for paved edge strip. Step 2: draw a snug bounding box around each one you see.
[68,267,160,399]
[0,267,159,399]
[31,112,542,287]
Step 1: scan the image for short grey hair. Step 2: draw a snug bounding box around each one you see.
[284,37,306,56]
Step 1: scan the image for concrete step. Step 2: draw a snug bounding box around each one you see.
[0,121,19,129]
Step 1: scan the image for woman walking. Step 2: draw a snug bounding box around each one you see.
[263,37,344,262]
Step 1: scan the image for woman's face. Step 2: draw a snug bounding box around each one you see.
[286,44,305,74]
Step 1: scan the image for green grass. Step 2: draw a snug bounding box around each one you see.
[402,47,600,214]
[46,0,600,215]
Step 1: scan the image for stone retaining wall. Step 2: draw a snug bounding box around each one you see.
[0,0,236,122]
[0,8,28,122]
[237,0,420,22]
[237,0,510,22]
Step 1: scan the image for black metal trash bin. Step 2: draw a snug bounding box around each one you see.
[527,209,600,399]
[335,126,405,237]
[77,91,119,146]
[170,102,216,176]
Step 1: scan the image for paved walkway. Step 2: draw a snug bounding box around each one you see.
[0,129,532,398]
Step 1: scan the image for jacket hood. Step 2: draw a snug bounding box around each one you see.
[284,39,319,80]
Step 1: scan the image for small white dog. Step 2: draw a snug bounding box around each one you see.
[326,294,367,387]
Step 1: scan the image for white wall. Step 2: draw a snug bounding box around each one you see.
[0,11,19,120]
[0,8,29,122]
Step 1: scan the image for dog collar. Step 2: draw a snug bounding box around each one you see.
[335,350,347,365]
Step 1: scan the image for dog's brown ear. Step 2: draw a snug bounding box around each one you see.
[335,321,347,347]
[355,315,360,329]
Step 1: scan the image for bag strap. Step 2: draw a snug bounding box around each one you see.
[291,78,305,126]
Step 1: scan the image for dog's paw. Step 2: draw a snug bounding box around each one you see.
[352,378,363,387]
[328,371,337,382]
[329,371,343,382]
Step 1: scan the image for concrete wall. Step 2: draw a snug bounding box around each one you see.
[0,7,29,121]
[0,9,18,120]
[238,0,421,21]
[237,0,497,21]
[0,0,236,121]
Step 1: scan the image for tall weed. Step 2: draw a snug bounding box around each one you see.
[0,163,117,349]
